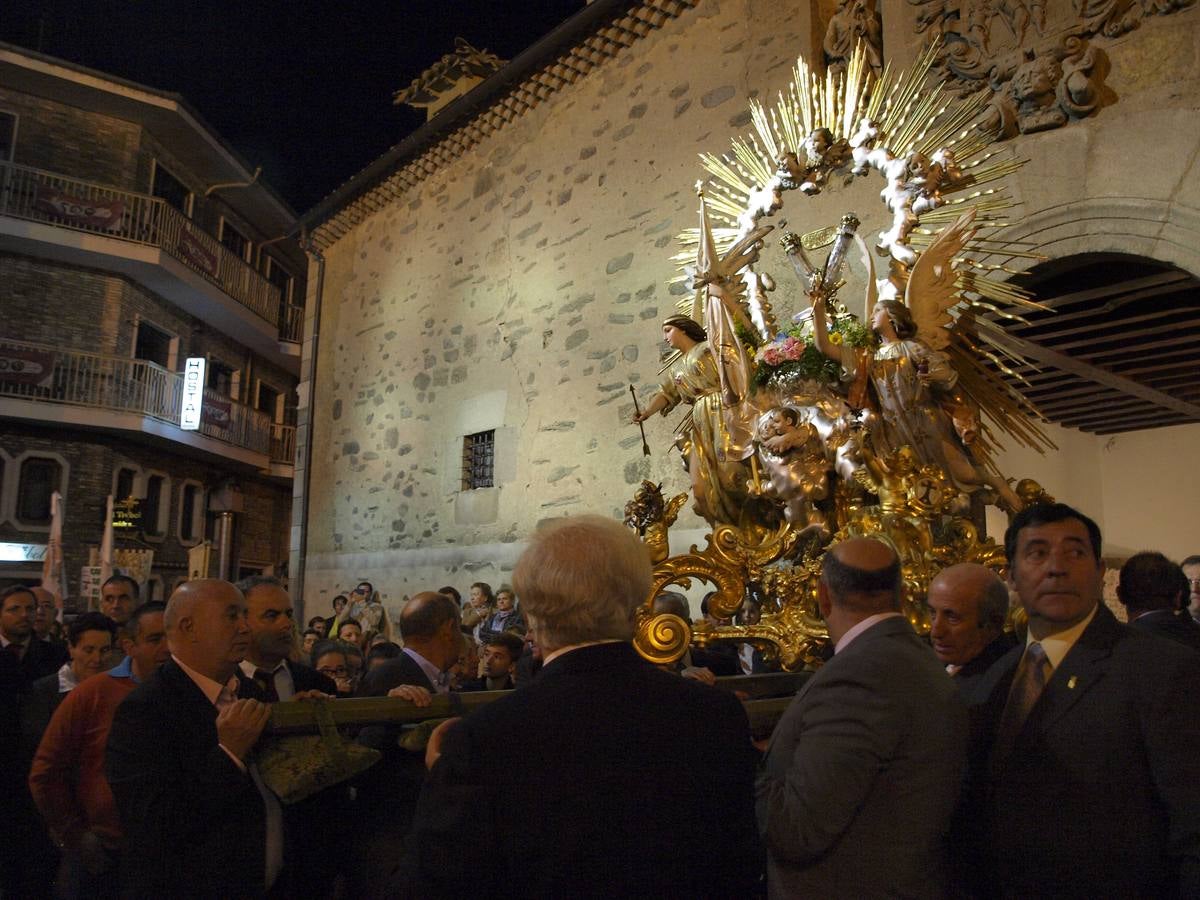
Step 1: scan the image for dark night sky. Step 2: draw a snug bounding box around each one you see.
[0,0,587,214]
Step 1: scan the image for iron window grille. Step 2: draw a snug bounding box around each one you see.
[461,430,495,490]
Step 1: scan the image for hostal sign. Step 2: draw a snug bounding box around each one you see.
[181,357,206,430]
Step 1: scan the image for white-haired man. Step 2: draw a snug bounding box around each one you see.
[398,515,762,895]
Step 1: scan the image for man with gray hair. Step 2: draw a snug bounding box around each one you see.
[398,514,761,895]
[758,538,968,898]
[927,562,1018,698]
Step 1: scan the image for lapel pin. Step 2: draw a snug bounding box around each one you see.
[1067,675,1078,689]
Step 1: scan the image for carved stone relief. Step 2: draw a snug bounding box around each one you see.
[823,0,884,76]
[909,0,1196,139]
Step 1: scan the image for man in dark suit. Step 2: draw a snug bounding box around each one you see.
[360,591,460,697]
[927,562,1019,700]
[758,538,968,898]
[106,579,276,899]
[975,503,1200,898]
[1117,551,1200,653]
[1,584,72,896]
[235,575,337,699]
[400,515,762,897]
[351,591,462,894]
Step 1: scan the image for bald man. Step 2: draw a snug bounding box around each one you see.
[361,591,462,697]
[758,539,969,898]
[352,591,463,891]
[106,580,280,898]
[927,563,1017,699]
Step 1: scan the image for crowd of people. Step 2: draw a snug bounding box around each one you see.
[0,502,1198,898]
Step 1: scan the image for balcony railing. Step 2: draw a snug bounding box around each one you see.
[0,338,272,458]
[270,423,297,466]
[280,305,304,343]
[0,161,281,327]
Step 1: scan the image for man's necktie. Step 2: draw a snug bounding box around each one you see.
[253,668,280,703]
[993,641,1050,763]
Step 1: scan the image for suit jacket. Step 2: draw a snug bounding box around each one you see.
[952,632,1019,703]
[758,616,969,899]
[360,649,435,696]
[1129,608,1200,653]
[19,670,68,759]
[106,660,266,899]
[974,604,1200,898]
[288,659,338,694]
[399,641,762,898]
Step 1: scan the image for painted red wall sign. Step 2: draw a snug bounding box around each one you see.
[35,186,126,230]
[201,396,232,428]
[0,346,54,387]
[177,228,219,277]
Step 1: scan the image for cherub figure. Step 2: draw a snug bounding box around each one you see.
[850,121,961,264]
[753,407,833,535]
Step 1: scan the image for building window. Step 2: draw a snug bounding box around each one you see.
[114,466,138,502]
[16,457,62,526]
[178,481,204,544]
[461,430,495,490]
[150,161,192,216]
[142,473,169,538]
[265,256,293,304]
[0,111,16,162]
[256,381,281,422]
[133,319,175,369]
[219,219,250,261]
[207,358,239,399]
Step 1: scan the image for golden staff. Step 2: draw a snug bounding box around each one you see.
[629,385,651,456]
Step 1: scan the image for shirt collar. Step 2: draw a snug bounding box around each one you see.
[56,662,78,693]
[835,612,904,654]
[172,654,239,707]
[0,633,30,650]
[106,655,138,682]
[402,647,444,687]
[1026,604,1098,670]
[239,658,286,679]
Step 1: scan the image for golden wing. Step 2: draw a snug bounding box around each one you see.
[903,209,976,350]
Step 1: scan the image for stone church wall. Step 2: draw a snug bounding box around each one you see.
[302,0,1200,612]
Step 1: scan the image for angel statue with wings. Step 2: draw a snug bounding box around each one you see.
[631,190,773,527]
[809,210,1025,513]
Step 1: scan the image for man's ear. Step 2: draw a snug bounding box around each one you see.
[816,581,833,621]
[119,635,135,656]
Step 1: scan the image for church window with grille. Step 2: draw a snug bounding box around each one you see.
[461,430,495,490]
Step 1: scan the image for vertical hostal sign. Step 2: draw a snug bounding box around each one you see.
[181,357,206,430]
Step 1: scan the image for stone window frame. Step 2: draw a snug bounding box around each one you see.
[0,108,17,162]
[144,574,165,603]
[140,469,171,542]
[177,479,205,547]
[8,450,69,533]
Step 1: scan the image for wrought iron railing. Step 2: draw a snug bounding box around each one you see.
[0,338,272,457]
[270,423,297,465]
[280,305,304,343]
[0,161,281,326]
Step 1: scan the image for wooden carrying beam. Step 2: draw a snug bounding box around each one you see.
[266,671,810,735]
